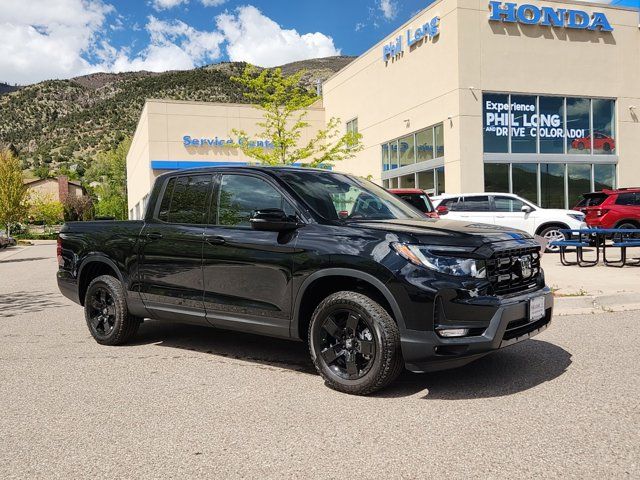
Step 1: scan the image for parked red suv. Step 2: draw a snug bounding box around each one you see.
[574,188,640,229]
[388,188,439,218]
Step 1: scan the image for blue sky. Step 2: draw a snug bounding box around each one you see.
[0,0,637,85]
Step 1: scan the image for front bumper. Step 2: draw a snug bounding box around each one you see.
[401,287,553,372]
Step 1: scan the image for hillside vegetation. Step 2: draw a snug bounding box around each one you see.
[0,56,354,180]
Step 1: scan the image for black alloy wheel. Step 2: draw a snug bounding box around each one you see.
[87,287,116,338]
[315,308,376,381]
[84,275,141,345]
[309,291,403,395]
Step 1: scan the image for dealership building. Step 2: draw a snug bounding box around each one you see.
[127,0,640,218]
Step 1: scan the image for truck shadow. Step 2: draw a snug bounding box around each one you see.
[134,321,571,399]
[0,290,68,317]
[381,339,572,400]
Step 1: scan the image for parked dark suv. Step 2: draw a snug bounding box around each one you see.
[57,167,553,395]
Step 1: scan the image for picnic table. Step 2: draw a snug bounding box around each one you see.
[551,228,640,267]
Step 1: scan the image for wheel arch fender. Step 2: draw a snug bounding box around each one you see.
[77,254,126,305]
[292,268,406,339]
[535,222,570,236]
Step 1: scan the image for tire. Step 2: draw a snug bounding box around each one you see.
[615,222,640,242]
[308,291,403,395]
[84,275,141,346]
[539,226,566,253]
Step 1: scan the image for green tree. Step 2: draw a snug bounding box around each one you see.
[85,137,130,220]
[0,149,29,235]
[28,192,64,228]
[230,66,363,168]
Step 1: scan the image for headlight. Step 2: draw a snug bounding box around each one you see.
[391,243,486,278]
[568,213,585,221]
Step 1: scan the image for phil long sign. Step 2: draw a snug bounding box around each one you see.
[484,97,584,141]
[488,1,613,32]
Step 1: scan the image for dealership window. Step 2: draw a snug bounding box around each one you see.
[594,164,616,190]
[484,163,509,193]
[540,163,565,209]
[417,170,435,192]
[539,96,564,154]
[483,94,615,156]
[510,95,537,154]
[436,167,445,194]
[512,163,538,204]
[346,118,358,149]
[389,141,399,169]
[483,93,509,153]
[383,179,390,189]
[592,99,615,155]
[399,134,415,167]
[567,164,592,208]
[486,162,615,209]
[381,144,389,171]
[398,173,416,188]
[566,97,591,155]
[415,128,434,163]
[434,124,444,158]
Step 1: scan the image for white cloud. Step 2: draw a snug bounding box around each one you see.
[150,0,188,11]
[355,22,365,32]
[0,0,114,85]
[99,16,223,72]
[150,0,226,10]
[215,5,340,67]
[200,0,226,6]
[379,0,398,20]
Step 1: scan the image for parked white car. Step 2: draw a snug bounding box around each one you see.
[431,193,587,251]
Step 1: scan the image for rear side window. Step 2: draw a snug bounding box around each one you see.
[615,193,639,206]
[581,194,607,207]
[459,196,491,212]
[218,174,292,227]
[157,175,212,224]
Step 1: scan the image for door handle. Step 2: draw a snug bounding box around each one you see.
[145,232,163,240]
[204,235,226,245]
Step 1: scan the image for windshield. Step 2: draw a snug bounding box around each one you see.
[278,170,424,221]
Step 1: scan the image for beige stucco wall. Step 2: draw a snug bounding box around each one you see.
[127,99,326,217]
[322,0,640,192]
[322,0,461,185]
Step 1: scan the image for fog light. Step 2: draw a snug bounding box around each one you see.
[437,328,469,338]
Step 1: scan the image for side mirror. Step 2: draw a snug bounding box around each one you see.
[250,209,299,232]
[436,205,449,215]
[521,205,533,214]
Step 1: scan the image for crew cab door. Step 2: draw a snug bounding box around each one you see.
[138,174,213,323]
[201,173,299,338]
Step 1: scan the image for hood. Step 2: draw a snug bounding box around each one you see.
[346,218,536,248]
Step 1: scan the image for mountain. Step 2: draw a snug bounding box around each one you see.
[0,56,354,177]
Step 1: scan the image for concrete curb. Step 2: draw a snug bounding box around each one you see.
[554,293,640,316]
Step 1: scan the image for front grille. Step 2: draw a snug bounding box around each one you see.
[486,246,541,296]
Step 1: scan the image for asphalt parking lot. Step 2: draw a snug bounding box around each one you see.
[1,243,638,479]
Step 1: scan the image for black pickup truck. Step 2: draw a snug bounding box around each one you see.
[57,166,553,395]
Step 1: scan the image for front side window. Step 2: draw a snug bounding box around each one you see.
[157,175,211,224]
[218,175,291,227]
[278,171,423,221]
[494,196,525,212]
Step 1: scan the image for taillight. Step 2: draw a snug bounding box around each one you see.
[56,236,63,267]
